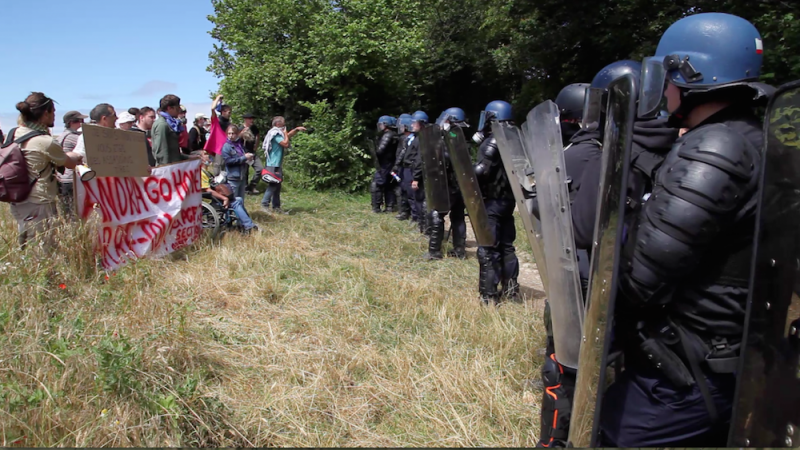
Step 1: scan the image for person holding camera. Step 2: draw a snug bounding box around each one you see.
[261,116,305,214]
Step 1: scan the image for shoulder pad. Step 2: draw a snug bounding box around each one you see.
[677,124,756,180]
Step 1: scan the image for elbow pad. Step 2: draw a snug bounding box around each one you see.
[376,132,392,156]
[474,161,491,179]
[483,139,500,162]
[625,124,758,300]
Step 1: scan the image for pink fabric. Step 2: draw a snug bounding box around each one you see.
[203,115,225,155]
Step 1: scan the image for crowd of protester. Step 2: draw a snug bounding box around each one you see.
[1,91,306,248]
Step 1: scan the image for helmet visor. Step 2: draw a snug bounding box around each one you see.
[435,111,448,127]
[477,110,490,132]
[638,57,668,119]
[580,87,605,132]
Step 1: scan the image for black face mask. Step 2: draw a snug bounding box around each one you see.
[560,121,581,142]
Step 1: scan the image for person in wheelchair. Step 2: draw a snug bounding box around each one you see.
[195,150,259,234]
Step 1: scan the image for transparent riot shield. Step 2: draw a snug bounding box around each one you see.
[568,73,637,447]
[728,80,800,448]
[519,101,584,370]
[492,121,549,294]
[444,127,494,246]
[418,124,451,212]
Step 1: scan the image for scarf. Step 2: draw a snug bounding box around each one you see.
[227,138,245,156]
[24,121,50,134]
[159,111,184,134]
[263,126,285,159]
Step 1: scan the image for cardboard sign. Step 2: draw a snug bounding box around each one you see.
[81,123,150,177]
[76,159,203,271]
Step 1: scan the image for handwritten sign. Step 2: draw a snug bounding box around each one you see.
[81,124,150,178]
[76,159,203,271]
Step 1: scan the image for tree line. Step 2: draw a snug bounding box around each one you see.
[208,0,800,191]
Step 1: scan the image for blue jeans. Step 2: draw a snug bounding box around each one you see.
[230,196,255,230]
[261,167,283,209]
[228,178,247,199]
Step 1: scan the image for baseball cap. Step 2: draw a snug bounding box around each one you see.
[195,113,208,120]
[63,110,88,124]
[117,112,136,124]
[242,113,256,119]
[180,105,187,113]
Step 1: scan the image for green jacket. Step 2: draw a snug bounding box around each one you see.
[151,116,188,166]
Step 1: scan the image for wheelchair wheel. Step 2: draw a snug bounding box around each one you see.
[201,202,221,236]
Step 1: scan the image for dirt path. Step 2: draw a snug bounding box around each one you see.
[445,215,546,307]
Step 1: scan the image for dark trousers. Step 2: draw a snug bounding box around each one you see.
[373,168,397,208]
[402,167,421,221]
[247,157,265,190]
[477,198,519,297]
[448,191,466,246]
[599,365,735,447]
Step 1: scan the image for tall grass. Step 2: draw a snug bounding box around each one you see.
[0,187,546,447]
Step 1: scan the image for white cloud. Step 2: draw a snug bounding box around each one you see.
[131,80,179,97]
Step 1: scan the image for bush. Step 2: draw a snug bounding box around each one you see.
[284,99,372,193]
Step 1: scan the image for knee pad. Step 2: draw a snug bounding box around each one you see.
[370,181,378,193]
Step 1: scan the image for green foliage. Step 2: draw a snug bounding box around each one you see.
[208,0,800,190]
[94,334,143,396]
[287,99,373,192]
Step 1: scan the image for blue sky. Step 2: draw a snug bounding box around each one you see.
[0,0,220,134]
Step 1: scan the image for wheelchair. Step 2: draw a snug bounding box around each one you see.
[201,192,245,237]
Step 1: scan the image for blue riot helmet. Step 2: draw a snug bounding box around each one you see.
[638,13,764,119]
[377,115,397,132]
[397,113,413,134]
[411,111,428,133]
[473,100,512,143]
[435,107,468,130]
[581,60,642,131]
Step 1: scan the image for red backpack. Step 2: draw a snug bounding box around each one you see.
[0,127,45,203]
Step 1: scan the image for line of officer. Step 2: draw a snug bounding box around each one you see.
[601,13,771,447]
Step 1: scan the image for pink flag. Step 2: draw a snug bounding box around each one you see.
[204,115,226,155]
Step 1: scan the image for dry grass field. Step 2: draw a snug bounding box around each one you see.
[0,187,547,447]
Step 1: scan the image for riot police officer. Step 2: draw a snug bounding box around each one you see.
[600,13,770,447]
[425,107,469,260]
[554,83,589,145]
[473,101,519,304]
[372,116,398,213]
[394,113,413,220]
[409,111,430,234]
[536,66,680,448]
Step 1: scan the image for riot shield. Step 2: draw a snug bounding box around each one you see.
[492,122,550,305]
[728,81,800,448]
[418,124,451,212]
[519,101,585,370]
[444,127,494,246]
[567,74,637,447]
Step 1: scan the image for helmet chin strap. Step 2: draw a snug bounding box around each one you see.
[667,88,695,129]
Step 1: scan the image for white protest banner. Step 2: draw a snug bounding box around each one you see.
[76,159,203,271]
[81,123,150,178]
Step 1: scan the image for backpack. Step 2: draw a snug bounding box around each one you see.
[0,127,45,203]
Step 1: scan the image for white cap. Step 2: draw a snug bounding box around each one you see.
[117,112,136,124]
[195,113,208,120]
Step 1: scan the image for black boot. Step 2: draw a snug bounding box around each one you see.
[447,227,467,259]
[477,247,499,305]
[396,187,410,220]
[370,181,382,213]
[424,211,445,260]
[502,277,520,302]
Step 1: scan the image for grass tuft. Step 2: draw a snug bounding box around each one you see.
[0,186,545,447]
